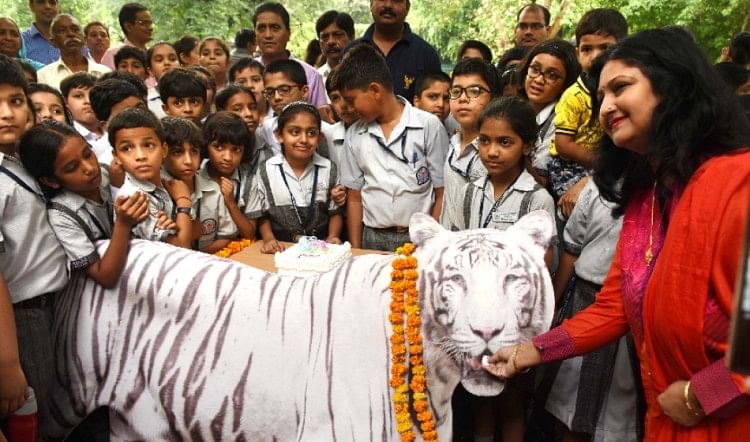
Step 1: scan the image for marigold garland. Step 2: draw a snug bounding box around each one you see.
[213,239,254,258]
[390,242,438,442]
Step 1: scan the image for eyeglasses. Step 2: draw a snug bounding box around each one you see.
[527,65,563,85]
[516,23,545,31]
[263,84,301,99]
[135,19,153,27]
[449,85,490,100]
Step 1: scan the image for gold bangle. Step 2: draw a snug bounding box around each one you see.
[511,345,531,374]
[683,381,703,417]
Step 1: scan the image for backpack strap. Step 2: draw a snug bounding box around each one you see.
[258,157,276,207]
[0,165,46,201]
[462,184,475,229]
[327,161,338,207]
[519,184,543,218]
[48,202,97,242]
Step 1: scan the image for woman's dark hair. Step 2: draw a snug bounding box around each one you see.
[202,111,253,162]
[18,120,83,197]
[517,39,581,101]
[276,101,321,134]
[215,84,257,110]
[28,82,74,126]
[478,96,539,146]
[457,40,493,63]
[590,26,750,216]
[714,62,750,92]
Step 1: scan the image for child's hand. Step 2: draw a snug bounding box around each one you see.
[330,184,346,207]
[0,360,27,417]
[557,176,589,219]
[219,177,235,203]
[109,158,125,187]
[261,239,285,254]
[163,179,192,201]
[154,211,177,232]
[326,236,342,245]
[114,192,149,227]
[318,105,335,124]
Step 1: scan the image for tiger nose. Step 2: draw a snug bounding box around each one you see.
[471,326,502,342]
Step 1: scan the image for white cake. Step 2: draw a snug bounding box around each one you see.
[274,237,352,276]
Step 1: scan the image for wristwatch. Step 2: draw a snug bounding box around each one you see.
[176,207,192,217]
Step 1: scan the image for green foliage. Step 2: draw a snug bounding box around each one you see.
[6,0,748,61]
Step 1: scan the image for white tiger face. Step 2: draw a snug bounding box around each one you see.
[410,211,554,396]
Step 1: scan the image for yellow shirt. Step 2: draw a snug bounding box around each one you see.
[550,76,604,156]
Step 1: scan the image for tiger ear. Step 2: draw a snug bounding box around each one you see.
[507,210,555,251]
[409,212,445,247]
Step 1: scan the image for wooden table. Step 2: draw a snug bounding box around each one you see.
[229,241,389,273]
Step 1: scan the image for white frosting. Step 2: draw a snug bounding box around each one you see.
[275,237,352,276]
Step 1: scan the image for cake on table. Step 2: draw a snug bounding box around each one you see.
[274,236,352,276]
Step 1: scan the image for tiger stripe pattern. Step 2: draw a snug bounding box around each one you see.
[46,211,554,441]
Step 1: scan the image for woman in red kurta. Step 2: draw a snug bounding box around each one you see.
[486,27,750,441]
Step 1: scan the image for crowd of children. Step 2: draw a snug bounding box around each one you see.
[2,1,750,441]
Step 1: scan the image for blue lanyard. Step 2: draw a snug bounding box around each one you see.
[447,148,479,180]
[478,174,520,228]
[278,164,319,234]
[371,128,418,167]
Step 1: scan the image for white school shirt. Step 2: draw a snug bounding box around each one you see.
[322,121,346,168]
[164,172,238,251]
[440,132,486,230]
[531,101,557,177]
[339,98,449,228]
[454,169,556,232]
[246,152,339,218]
[0,153,68,303]
[116,173,175,241]
[198,161,255,218]
[147,88,167,119]
[260,115,335,159]
[73,121,101,145]
[48,167,113,270]
[563,179,622,284]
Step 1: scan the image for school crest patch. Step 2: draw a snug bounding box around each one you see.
[202,218,217,235]
[416,166,431,185]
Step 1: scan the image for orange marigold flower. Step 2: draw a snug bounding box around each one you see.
[390,334,405,345]
[410,355,423,366]
[404,269,418,280]
[414,400,428,412]
[409,344,423,354]
[412,365,427,376]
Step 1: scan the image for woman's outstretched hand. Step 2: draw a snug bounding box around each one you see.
[483,343,541,379]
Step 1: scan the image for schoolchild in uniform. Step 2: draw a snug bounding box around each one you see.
[439,58,499,231]
[333,43,449,251]
[453,96,556,442]
[199,111,256,240]
[28,82,73,125]
[199,37,231,90]
[161,117,238,253]
[0,54,68,427]
[455,97,555,247]
[145,41,179,118]
[551,9,627,216]
[60,73,104,143]
[248,102,343,254]
[228,57,268,124]
[214,84,268,171]
[89,77,147,188]
[543,178,640,442]
[324,75,359,169]
[109,107,193,248]
[412,71,455,135]
[114,46,148,81]
[18,121,149,287]
[159,67,207,126]
[516,40,580,187]
[259,59,312,154]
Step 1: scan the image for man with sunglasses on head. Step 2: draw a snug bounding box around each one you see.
[514,4,551,49]
[99,3,153,71]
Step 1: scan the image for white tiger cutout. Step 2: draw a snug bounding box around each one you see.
[46,211,555,441]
